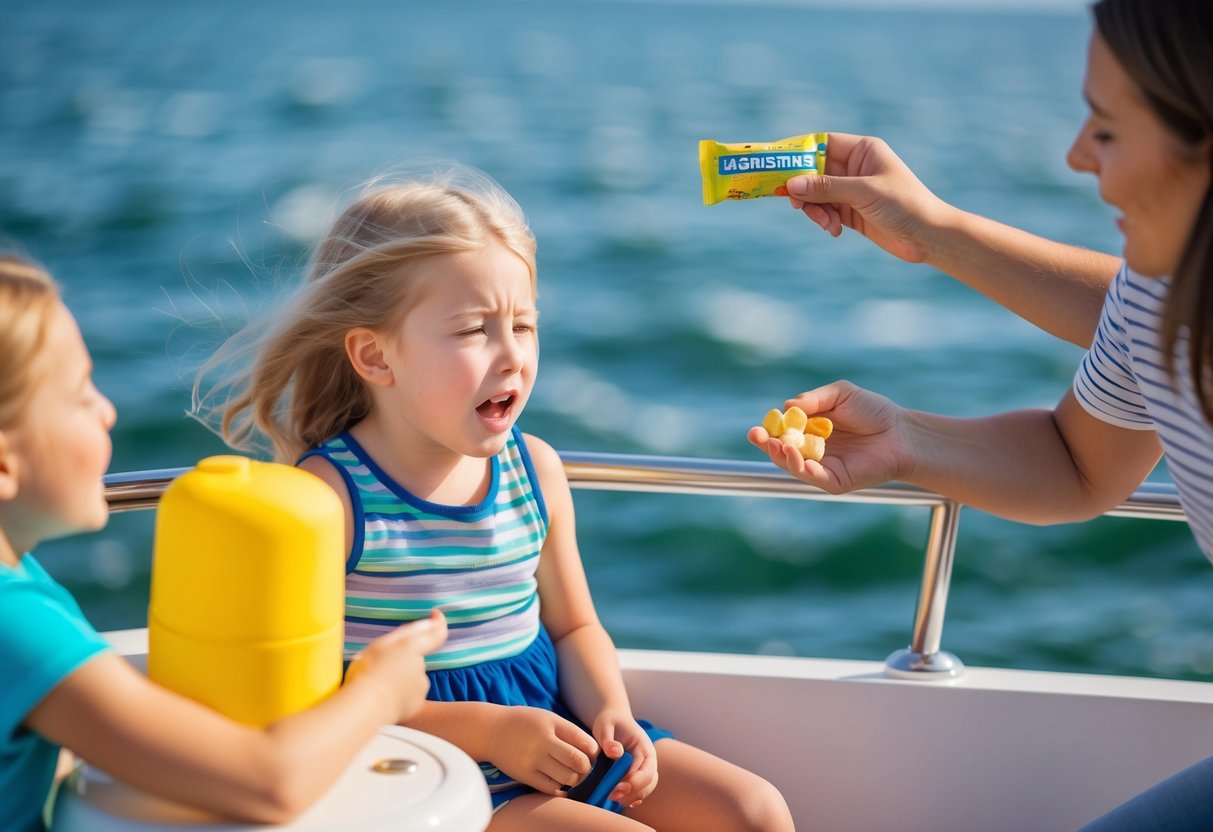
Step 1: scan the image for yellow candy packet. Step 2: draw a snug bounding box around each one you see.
[699,133,828,205]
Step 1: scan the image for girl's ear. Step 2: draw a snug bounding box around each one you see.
[345,328,394,387]
[0,430,18,501]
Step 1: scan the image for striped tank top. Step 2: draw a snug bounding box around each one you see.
[300,427,549,670]
[1074,264,1213,560]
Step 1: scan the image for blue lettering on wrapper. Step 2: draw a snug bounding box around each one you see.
[718,151,819,175]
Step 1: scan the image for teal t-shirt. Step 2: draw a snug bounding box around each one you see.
[0,554,110,832]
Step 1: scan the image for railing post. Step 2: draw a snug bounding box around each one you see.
[884,499,965,680]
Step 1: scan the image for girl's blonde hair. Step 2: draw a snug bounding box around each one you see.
[198,167,536,462]
[0,256,61,429]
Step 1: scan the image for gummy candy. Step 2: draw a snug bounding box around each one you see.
[760,406,831,462]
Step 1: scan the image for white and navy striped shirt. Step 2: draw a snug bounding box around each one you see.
[1074,264,1213,560]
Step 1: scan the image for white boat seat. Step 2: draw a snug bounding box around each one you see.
[51,724,491,832]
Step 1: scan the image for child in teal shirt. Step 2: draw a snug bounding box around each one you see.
[0,254,446,831]
[0,556,109,826]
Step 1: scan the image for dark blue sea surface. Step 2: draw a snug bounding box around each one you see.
[4,0,1211,681]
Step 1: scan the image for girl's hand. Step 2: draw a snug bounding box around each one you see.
[344,610,447,724]
[780,133,953,265]
[486,706,598,795]
[593,710,658,808]
[748,380,913,493]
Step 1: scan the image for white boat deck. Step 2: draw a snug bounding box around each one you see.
[97,458,1213,831]
[620,649,1213,832]
[104,628,1213,831]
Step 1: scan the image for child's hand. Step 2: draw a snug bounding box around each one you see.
[344,610,447,723]
[593,710,658,808]
[748,380,912,493]
[486,706,598,796]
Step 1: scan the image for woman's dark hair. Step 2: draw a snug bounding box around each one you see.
[1093,0,1213,421]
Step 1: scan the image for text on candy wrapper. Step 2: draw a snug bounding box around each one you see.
[717,152,819,175]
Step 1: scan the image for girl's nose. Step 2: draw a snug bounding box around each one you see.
[499,342,523,374]
[100,391,118,430]
[497,332,529,374]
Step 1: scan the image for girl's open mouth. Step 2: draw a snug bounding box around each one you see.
[476,393,515,421]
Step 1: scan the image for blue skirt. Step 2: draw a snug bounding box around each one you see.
[427,626,673,812]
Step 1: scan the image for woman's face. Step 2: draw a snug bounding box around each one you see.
[1067,31,1210,278]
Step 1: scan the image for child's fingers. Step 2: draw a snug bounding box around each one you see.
[610,780,632,802]
[532,769,569,797]
[620,737,655,780]
[550,740,593,783]
[379,609,448,654]
[554,718,600,760]
[624,751,659,804]
[597,724,625,759]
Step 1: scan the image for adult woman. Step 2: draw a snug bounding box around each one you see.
[751,0,1211,827]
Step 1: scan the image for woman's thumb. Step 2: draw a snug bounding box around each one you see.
[785,173,858,205]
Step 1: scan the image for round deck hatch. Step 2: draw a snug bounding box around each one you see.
[51,725,490,831]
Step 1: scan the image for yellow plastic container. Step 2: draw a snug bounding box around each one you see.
[147,455,345,726]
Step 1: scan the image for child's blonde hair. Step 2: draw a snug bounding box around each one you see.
[0,256,61,429]
[199,167,536,462]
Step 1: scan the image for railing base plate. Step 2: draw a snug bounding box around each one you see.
[883,648,965,681]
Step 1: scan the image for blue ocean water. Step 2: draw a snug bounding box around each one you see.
[4,0,1211,680]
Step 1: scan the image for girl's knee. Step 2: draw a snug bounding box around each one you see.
[734,773,794,832]
[690,768,793,831]
[491,793,656,832]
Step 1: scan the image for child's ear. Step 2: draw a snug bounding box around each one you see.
[345,328,394,387]
[0,430,17,501]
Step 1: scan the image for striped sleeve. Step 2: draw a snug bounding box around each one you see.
[1073,265,1156,430]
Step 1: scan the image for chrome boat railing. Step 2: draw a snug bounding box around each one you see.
[104,453,1187,681]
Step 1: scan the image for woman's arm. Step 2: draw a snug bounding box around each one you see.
[25,613,445,824]
[784,133,1121,347]
[925,209,1120,349]
[901,390,1162,522]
